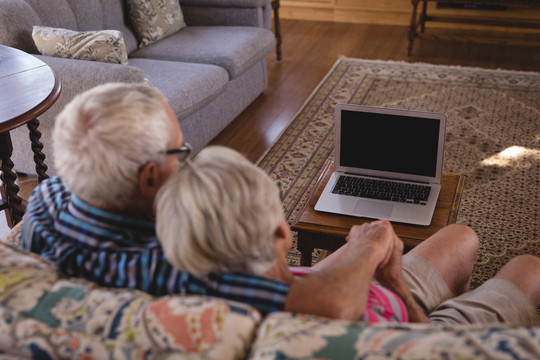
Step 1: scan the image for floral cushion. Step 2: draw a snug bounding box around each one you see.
[127,0,186,48]
[0,243,261,359]
[250,312,540,359]
[32,26,129,65]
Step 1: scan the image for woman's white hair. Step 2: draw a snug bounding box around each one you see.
[156,146,284,276]
[53,83,172,208]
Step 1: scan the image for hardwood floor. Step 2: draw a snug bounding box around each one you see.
[10,19,540,204]
[210,19,540,162]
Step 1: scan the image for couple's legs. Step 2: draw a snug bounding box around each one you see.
[314,222,540,324]
[494,255,540,309]
[408,224,540,324]
[401,224,478,314]
[408,224,478,296]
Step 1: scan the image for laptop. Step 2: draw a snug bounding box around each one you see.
[314,104,447,226]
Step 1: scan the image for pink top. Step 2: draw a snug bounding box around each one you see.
[289,266,408,323]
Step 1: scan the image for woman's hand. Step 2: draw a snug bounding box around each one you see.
[345,220,396,269]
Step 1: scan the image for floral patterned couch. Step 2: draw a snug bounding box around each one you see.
[1,225,539,359]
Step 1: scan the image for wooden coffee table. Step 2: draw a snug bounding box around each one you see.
[291,160,465,266]
[0,45,61,226]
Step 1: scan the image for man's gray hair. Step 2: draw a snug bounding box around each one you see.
[156,146,284,276]
[54,83,172,208]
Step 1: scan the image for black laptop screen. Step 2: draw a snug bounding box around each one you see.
[340,109,440,177]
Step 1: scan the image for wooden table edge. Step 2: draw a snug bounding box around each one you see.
[448,174,465,224]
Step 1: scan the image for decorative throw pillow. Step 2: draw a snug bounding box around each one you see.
[32,26,128,65]
[127,0,186,48]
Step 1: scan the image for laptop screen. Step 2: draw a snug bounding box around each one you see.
[339,108,441,178]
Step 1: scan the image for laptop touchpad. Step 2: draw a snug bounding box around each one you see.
[353,200,393,220]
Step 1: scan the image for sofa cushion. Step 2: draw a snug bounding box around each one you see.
[128,58,229,119]
[0,242,261,359]
[64,0,105,30]
[0,0,140,55]
[127,0,186,48]
[250,312,540,359]
[22,0,79,31]
[65,0,140,54]
[0,0,78,54]
[180,0,270,28]
[98,0,141,54]
[32,26,128,65]
[129,26,275,79]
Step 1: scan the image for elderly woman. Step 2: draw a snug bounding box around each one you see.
[155,146,540,324]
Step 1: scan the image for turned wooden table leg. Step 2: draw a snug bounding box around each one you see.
[296,231,314,266]
[408,0,421,56]
[0,132,25,226]
[272,0,282,61]
[27,118,49,182]
[420,0,428,33]
[0,183,13,227]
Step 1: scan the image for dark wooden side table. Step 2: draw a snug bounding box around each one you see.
[0,45,61,227]
[292,160,465,266]
[408,0,540,55]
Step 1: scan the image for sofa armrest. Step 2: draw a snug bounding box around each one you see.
[34,55,145,124]
[181,0,272,30]
[33,55,146,133]
[37,55,146,89]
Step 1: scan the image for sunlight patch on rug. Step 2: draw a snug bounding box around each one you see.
[481,146,539,167]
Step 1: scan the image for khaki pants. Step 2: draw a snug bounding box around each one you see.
[402,253,539,325]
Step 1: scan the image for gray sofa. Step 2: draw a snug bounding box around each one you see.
[0,0,275,176]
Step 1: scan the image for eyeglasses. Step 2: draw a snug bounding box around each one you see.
[162,143,192,162]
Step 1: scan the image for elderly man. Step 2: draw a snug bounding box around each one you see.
[155,146,540,324]
[22,83,183,288]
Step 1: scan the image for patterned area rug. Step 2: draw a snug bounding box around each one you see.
[257,57,539,287]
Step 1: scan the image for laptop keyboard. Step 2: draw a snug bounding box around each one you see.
[332,175,431,205]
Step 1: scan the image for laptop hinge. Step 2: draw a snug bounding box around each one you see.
[343,172,433,185]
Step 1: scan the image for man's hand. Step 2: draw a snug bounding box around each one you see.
[374,227,404,289]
